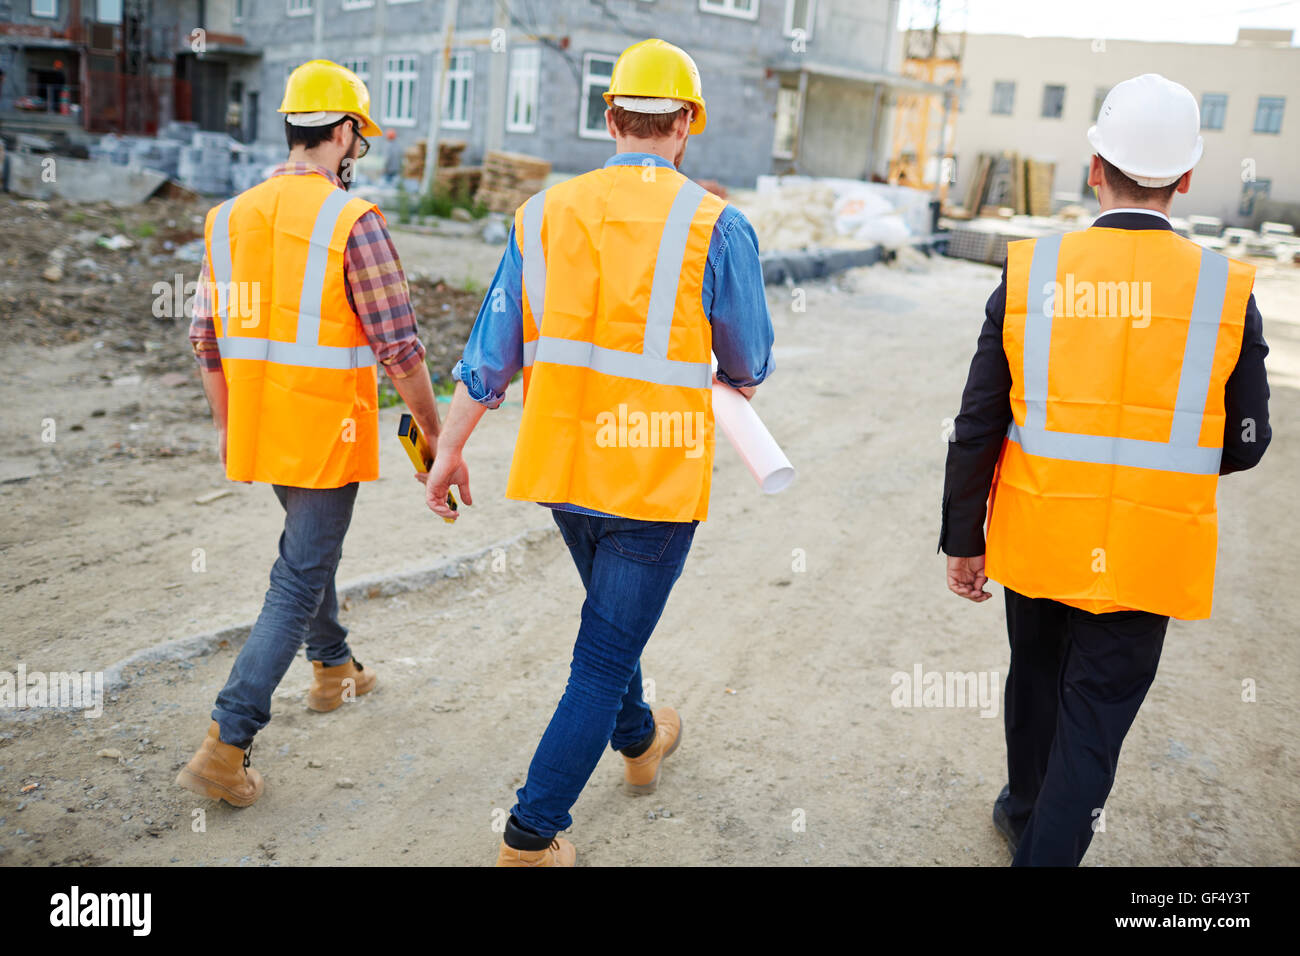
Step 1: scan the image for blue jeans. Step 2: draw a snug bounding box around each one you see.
[212,483,359,747]
[510,510,699,838]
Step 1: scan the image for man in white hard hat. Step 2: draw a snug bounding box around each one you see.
[941,73,1271,865]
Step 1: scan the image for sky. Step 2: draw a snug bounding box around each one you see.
[896,0,1300,45]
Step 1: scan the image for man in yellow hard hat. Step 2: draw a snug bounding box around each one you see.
[941,74,1271,865]
[423,38,774,866]
[176,60,444,806]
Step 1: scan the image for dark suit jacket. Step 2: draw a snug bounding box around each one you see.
[939,210,1272,557]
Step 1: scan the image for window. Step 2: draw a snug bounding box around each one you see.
[506,47,540,133]
[234,0,244,21]
[287,0,312,17]
[784,0,815,39]
[700,0,759,20]
[98,0,122,22]
[32,0,57,17]
[340,57,370,85]
[441,49,473,129]
[342,0,374,9]
[1239,179,1270,217]
[1254,96,1284,134]
[772,86,801,159]
[1041,83,1065,119]
[991,80,1014,115]
[383,55,418,127]
[1201,93,1227,131]
[579,52,616,140]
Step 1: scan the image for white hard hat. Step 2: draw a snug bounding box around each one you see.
[1087,74,1203,188]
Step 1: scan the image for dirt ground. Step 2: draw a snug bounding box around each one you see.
[1,196,1297,866]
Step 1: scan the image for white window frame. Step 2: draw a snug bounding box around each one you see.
[440,49,473,130]
[700,0,759,21]
[579,52,617,141]
[286,0,312,17]
[783,0,815,39]
[32,0,58,17]
[342,0,374,9]
[339,57,371,85]
[506,46,540,134]
[382,54,419,127]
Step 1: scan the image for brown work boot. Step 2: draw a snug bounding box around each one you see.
[307,656,378,712]
[622,706,682,796]
[174,721,264,808]
[495,836,576,867]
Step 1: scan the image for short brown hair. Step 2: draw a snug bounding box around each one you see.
[608,103,690,139]
[1098,156,1180,204]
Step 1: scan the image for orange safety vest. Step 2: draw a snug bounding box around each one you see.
[506,164,728,522]
[203,173,381,488]
[986,227,1255,620]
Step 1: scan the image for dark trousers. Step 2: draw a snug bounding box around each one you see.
[1002,588,1167,866]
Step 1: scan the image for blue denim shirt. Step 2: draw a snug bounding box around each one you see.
[452,152,775,516]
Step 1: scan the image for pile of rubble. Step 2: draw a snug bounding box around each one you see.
[732,176,934,253]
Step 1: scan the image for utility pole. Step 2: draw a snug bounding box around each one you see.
[420,0,458,197]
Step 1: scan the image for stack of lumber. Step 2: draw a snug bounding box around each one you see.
[434,165,482,203]
[400,139,468,181]
[475,149,551,213]
[957,152,1056,218]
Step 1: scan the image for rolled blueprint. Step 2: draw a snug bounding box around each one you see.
[711,381,796,494]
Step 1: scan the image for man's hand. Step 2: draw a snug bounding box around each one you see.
[713,373,756,401]
[947,555,992,602]
[424,450,472,520]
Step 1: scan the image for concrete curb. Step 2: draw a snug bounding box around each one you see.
[1,522,558,723]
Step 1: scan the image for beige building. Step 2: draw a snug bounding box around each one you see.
[949,29,1300,225]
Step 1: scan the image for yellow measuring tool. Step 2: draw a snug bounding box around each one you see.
[398,413,458,523]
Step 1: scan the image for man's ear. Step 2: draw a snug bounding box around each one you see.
[605,108,618,139]
[1086,154,1104,190]
[1176,170,1192,194]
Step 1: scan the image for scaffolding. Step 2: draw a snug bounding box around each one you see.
[888,1,965,204]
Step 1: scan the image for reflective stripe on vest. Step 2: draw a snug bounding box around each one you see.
[520,180,713,390]
[209,190,377,370]
[1006,234,1228,475]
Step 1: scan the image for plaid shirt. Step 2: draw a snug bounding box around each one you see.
[188,162,425,378]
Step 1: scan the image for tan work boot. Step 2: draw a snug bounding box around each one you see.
[175,721,264,808]
[495,836,576,867]
[622,706,682,796]
[307,656,378,712]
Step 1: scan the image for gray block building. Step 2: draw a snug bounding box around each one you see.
[215,0,913,187]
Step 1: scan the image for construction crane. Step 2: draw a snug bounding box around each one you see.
[888,0,965,205]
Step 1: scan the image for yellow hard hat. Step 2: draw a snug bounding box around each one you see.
[603,39,707,135]
[279,59,382,137]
